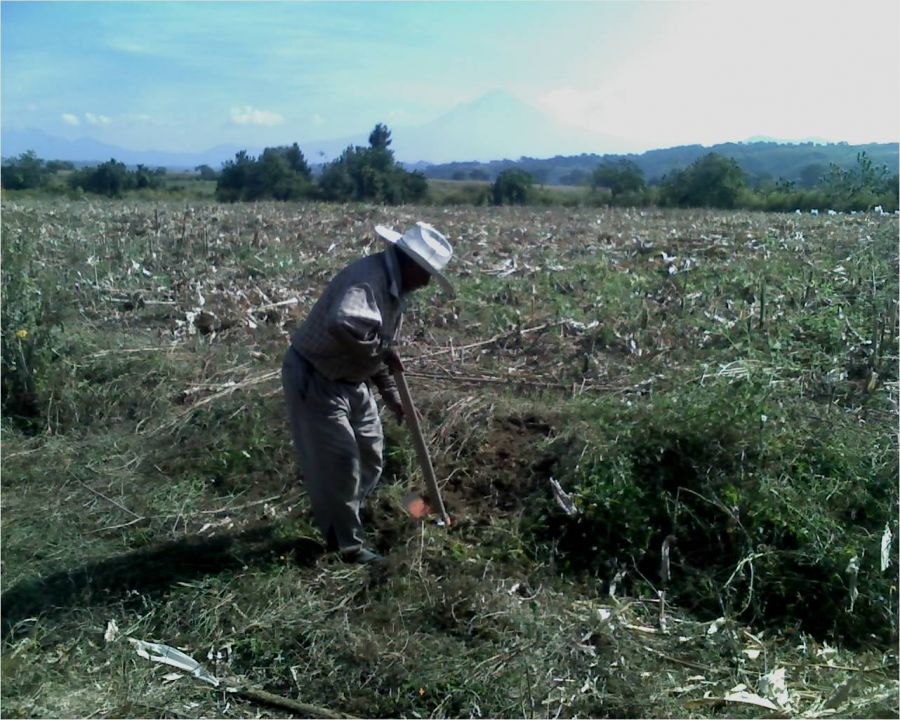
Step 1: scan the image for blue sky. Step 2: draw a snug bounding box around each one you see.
[2,0,898,157]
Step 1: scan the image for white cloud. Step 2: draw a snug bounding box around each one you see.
[535,1,898,148]
[107,38,154,56]
[85,113,112,126]
[312,113,325,126]
[230,106,285,126]
[62,113,80,126]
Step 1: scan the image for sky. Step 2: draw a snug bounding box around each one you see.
[2,0,898,159]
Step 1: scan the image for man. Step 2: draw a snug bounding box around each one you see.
[282,221,454,564]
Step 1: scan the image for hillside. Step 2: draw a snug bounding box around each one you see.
[423,141,900,186]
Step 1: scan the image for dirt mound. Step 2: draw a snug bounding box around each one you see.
[436,414,559,521]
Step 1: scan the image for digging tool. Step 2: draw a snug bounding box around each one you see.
[392,369,451,526]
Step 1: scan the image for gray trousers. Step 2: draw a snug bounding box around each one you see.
[281,347,384,553]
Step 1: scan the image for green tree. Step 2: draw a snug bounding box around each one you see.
[368,123,392,151]
[1,151,46,190]
[257,145,313,200]
[215,151,254,202]
[68,159,131,197]
[133,164,162,190]
[402,169,428,202]
[318,124,426,204]
[195,164,218,180]
[491,169,533,205]
[317,148,358,201]
[319,145,391,202]
[44,160,75,174]
[214,145,312,202]
[278,143,313,177]
[591,159,646,197]
[820,152,895,211]
[661,153,746,209]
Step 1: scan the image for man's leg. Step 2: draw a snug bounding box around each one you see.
[282,349,367,553]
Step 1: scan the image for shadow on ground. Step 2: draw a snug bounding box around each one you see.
[1,524,323,641]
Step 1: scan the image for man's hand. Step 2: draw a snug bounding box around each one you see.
[383,347,404,374]
[385,394,405,425]
[372,354,404,423]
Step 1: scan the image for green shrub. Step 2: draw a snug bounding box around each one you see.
[528,379,897,644]
[0,219,61,431]
[591,158,646,197]
[317,124,427,205]
[216,145,313,202]
[64,160,166,197]
[491,169,534,205]
[661,153,747,209]
[1,151,47,190]
[1,152,76,192]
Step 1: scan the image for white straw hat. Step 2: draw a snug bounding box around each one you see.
[375,221,454,295]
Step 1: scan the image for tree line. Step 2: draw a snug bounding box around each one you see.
[485,151,898,212]
[595,151,898,211]
[431,141,899,188]
[1,151,166,196]
[0,124,428,204]
[216,124,427,204]
[3,126,896,212]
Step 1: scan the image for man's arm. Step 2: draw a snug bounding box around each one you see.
[371,363,404,424]
[327,283,384,364]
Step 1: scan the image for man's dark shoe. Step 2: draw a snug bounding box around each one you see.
[340,548,383,565]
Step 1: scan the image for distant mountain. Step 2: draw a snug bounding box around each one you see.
[294,90,636,164]
[0,127,250,170]
[390,90,635,162]
[743,135,833,145]
[288,90,638,164]
[1,90,636,168]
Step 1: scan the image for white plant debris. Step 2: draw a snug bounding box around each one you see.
[845,555,860,612]
[549,477,578,516]
[724,686,780,711]
[759,666,792,709]
[608,568,626,598]
[880,523,892,572]
[129,637,220,687]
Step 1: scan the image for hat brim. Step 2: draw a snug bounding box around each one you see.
[375,225,454,296]
[374,224,403,243]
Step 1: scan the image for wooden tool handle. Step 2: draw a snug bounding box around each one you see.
[392,369,451,526]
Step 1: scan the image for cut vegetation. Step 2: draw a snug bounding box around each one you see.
[2,199,897,718]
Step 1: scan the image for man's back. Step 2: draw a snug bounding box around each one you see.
[290,249,402,383]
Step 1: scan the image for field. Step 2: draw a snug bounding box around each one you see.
[1,198,898,718]
[425,178,588,206]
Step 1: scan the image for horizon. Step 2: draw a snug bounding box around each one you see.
[4,123,898,168]
[2,1,898,163]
